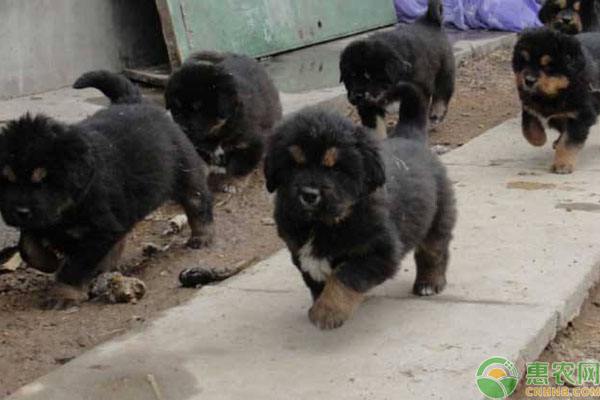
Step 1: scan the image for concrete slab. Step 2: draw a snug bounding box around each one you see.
[8,118,600,400]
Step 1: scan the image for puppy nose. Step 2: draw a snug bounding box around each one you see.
[524,76,537,88]
[562,15,573,24]
[349,92,364,103]
[299,187,321,207]
[16,207,32,220]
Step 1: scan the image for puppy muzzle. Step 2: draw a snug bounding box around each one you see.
[299,187,321,209]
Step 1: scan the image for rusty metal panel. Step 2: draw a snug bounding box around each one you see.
[155,0,396,64]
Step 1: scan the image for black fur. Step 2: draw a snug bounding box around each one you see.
[73,70,142,104]
[512,27,600,173]
[339,0,455,129]
[264,107,456,321]
[0,71,214,308]
[165,51,282,178]
[539,0,600,34]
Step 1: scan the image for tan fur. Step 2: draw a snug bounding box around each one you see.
[514,72,525,89]
[540,55,552,67]
[308,274,365,329]
[552,134,582,174]
[537,72,570,98]
[31,167,47,184]
[288,145,306,164]
[574,1,581,11]
[208,118,227,135]
[557,0,567,8]
[322,147,338,168]
[374,115,387,139]
[2,166,16,183]
[521,50,530,62]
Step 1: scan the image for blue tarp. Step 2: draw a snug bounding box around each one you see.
[394,0,542,31]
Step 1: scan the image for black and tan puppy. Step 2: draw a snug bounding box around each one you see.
[339,0,455,138]
[512,28,600,173]
[539,0,600,34]
[165,51,282,190]
[0,71,214,309]
[264,83,456,330]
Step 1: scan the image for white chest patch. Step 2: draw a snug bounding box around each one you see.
[297,238,332,282]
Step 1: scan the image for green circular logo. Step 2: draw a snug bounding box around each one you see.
[476,357,519,399]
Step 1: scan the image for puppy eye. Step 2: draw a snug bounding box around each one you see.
[363,72,371,80]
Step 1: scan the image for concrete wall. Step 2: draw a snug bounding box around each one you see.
[0,0,167,100]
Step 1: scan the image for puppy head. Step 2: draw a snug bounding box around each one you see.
[165,61,238,141]
[512,28,585,99]
[265,109,385,225]
[0,114,95,229]
[340,39,412,107]
[539,0,584,34]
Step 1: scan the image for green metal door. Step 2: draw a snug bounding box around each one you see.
[155,0,396,66]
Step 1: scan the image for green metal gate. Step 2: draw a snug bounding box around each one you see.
[155,0,396,67]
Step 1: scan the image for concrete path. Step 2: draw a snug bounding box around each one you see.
[7,118,600,400]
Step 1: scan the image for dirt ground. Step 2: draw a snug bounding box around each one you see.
[0,47,521,396]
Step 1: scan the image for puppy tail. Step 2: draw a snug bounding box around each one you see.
[385,83,429,142]
[422,0,444,28]
[73,70,142,105]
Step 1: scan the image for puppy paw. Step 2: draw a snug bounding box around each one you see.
[413,279,446,296]
[308,301,349,330]
[429,100,448,124]
[186,234,214,249]
[551,162,574,174]
[39,283,87,310]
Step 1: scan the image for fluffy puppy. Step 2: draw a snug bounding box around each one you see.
[0,71,214,309]
[264,83,456,330]
[539,0,600,34]
[165,51,282,185]
[512,28,600,173]
[339,0,455,138]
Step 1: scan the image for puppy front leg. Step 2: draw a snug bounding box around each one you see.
[41,238,123,309]
[309,256,396,330]
[357,105,386,139]
[19,232,62,273]
[552,118,590,174]
[225,137,264,178]
[522,109,547,147]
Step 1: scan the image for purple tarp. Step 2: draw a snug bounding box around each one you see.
[395,0,542,31]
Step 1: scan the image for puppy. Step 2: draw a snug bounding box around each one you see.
[264,83,456,330]
[0,71,214,309]
[539,0,600,34]
[165,51,282,189]
[512,28,600,173]
[340,0,455,138]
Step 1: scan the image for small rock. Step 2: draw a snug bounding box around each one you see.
[261,217,276,226]
[430,144,451,156]
[89,272,146,304]
[163,214,188,236]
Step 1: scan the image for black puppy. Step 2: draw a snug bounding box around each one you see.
[539,0,600,34]
[165,51,282,188]
[0,71,214,308]
[264,83,456,330]
[340,0,455,138]
[512,28,600,173]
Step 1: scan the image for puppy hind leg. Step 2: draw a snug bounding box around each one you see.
[430,63,455,124]
[414,183,456,296]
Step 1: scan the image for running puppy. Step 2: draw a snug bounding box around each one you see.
[165,51,282,188]
[512,28,600,173]
[539,0,600,34]
[339,0,455,138]
[0,71,214,309]
[264,83,456,329]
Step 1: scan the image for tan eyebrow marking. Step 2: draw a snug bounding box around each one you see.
[573,1,580,11]
[322,147,339,168]
[558,0,567,9]
[521,50,530,62]
[2,166,16,183]
[540,55,552,67]
[288,145,306,164]
[31,168,47,183]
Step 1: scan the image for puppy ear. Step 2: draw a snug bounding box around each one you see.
[264,135,284,193]
[356,129,385,192]
[385,58,413,84]
[559,34,586,73]
[216,73,238,119]
[537,4,552,24]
